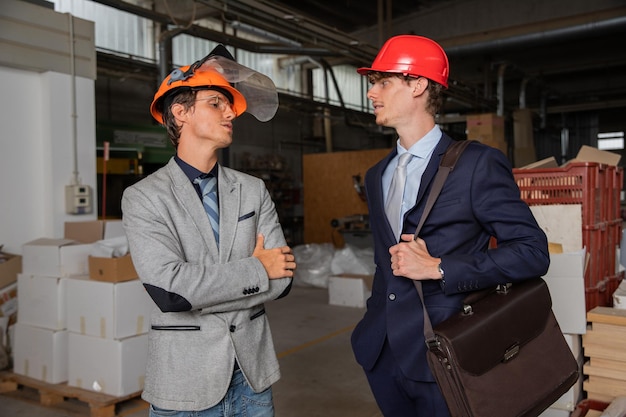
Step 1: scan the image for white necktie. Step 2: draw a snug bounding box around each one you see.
[385,152,413,240]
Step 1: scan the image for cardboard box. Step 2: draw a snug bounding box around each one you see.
[0,282,18,326]
[64,220,126,243]
[520,156,559,169]
[328,274,373,308]
[530,205,583,254]
[513,109,535,149]
[103,220,125,240]
[13,322,68,384]
[0,252,22,289]
[22,238,92,277]
[88,254,138,283]
[68,332,148,397]
[466,113,505,142]
[65,276,153,339]
[574,145,621,166]
[543,250,587,334]
[17,273,66,330]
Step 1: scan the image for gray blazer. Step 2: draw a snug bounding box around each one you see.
[121,157,292,411]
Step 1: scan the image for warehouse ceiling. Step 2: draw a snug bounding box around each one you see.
[94,0,626,123]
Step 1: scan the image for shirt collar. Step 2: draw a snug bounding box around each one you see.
[174,154,219,182]
[396,125,442,159]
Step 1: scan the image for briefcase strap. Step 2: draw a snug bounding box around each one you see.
[412,140,472,347]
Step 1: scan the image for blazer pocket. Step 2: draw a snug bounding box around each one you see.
[151,325,201,331]
[238,211,255,222]
[250,308,266,321]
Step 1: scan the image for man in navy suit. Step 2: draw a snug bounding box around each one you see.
[351,35,550,416]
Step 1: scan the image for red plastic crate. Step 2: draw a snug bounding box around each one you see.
[607,218,623,276]
[583,222,609,288]
[513,162,608,225]
[571,399,609,417]
[586,278,609,312]
[606,270,625,306]
[605,165,624,221]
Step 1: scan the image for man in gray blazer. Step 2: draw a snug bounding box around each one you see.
[121,45,295,417]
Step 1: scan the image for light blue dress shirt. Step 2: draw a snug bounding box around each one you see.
[382,125,442,234]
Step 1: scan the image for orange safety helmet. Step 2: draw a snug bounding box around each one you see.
[150,65,246,124]
[150,45,278,124]
[357,35,449,88]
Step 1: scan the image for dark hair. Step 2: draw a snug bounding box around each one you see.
[367,72,444,117]
[161,89,198,148]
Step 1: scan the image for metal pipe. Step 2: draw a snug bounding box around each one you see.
[497,64,507,116]
[519,77,529,109]
[68,13,79,186]
[445,16,626,56]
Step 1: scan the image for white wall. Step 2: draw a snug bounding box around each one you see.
[0,66,97,254]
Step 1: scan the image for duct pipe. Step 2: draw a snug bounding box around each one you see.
[560,114,569,164]
[540,92,547,129]
[68,13,79,186]
[497,64,507,116]
[519,78,529,109]
[445,16,626,56]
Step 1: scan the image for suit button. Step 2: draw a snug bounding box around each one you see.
[230,325,236,332]
[388,293,396,301]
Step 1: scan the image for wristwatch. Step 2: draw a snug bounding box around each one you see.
[438,263,445,279]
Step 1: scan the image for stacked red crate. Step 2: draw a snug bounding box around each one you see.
[513,162,623,311]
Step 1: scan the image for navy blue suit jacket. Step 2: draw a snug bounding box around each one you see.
[351,134,550,382]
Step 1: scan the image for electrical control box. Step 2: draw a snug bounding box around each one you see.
[65,184,93,214]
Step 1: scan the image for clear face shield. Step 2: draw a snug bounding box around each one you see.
[168,50,279,122]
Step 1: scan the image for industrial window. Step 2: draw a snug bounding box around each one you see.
[597,131,625,151]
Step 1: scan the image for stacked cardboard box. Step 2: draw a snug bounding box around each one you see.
[65,276,152,396]
[582,307,626,402]
[466,113,507,155]
[0,251,20,353]
[13,238,93,383]
[12,220,150,396]
[539,250,587,416]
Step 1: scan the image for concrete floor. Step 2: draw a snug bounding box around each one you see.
[0,285,383,417]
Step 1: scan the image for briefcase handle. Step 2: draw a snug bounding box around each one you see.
[461,283,511,315]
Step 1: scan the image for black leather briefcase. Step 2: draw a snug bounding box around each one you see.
[424,278,579,417]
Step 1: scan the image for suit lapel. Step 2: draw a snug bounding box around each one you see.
[217,166,240,263]
[370,150,398,244]
[167,159,219,255]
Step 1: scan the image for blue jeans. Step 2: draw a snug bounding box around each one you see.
[149,369,274,417]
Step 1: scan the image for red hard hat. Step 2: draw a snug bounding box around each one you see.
[358,35,449,88]
[150,66,246,124]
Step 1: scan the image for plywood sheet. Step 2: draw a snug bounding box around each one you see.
[303,149,390,245]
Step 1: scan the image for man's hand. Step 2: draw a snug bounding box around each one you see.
[253,234,296,279]
[389,234,441,281]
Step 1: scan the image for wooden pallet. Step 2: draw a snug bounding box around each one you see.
[0,370,147,417]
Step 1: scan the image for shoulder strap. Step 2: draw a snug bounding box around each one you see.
[412,139,472,347]
[413,140,472,239]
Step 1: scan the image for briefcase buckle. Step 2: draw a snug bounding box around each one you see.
[496,283,512,294]
[503,343,520,362]
[426,338,440,350]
